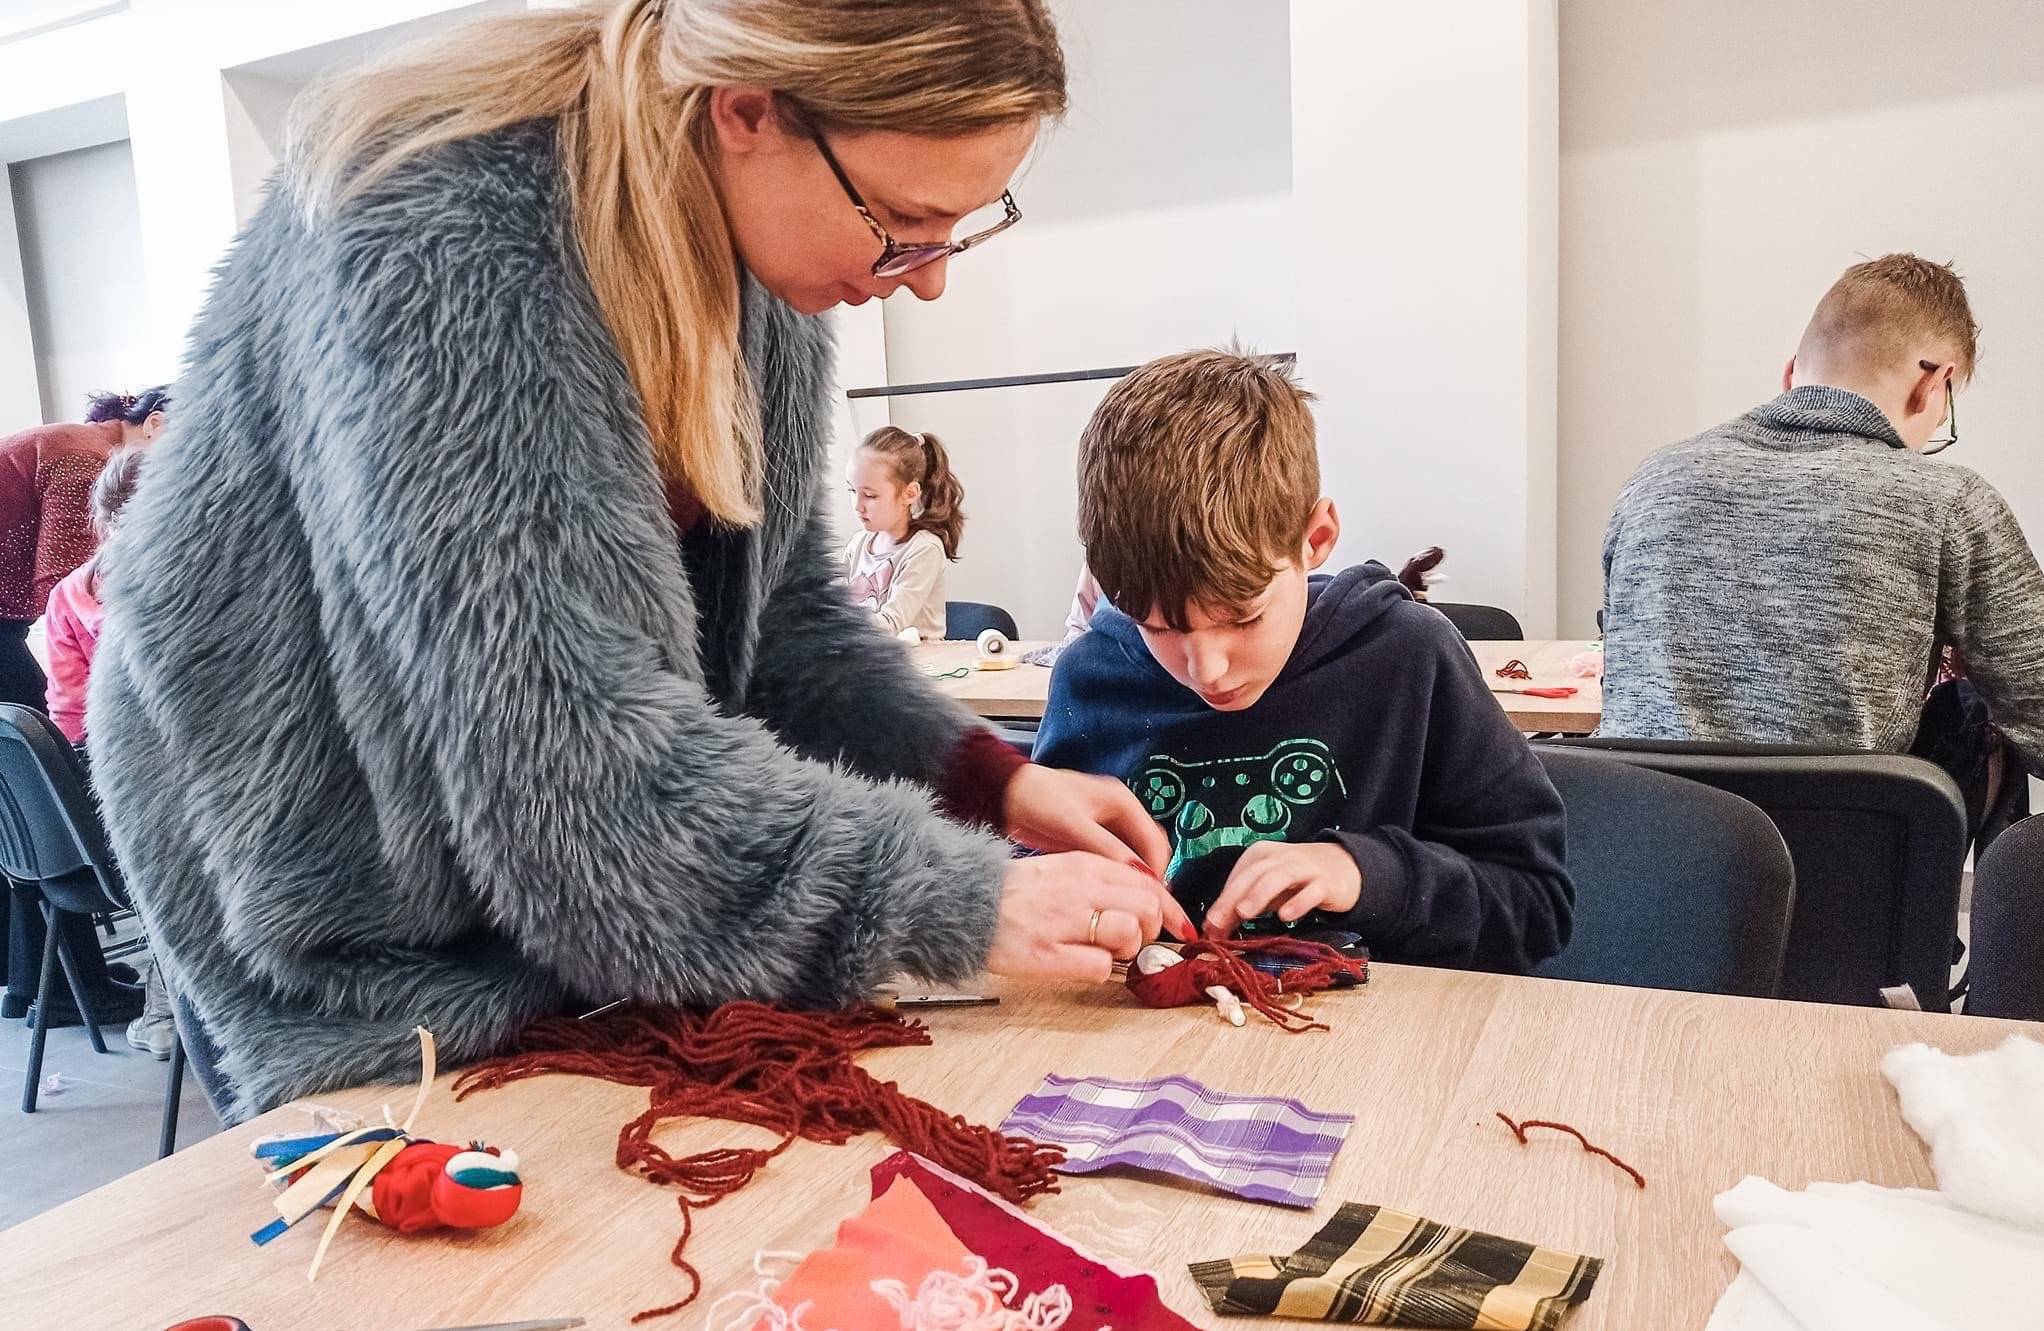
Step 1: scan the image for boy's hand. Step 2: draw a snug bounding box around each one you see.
[1003,765,1171,873]
[1204,841,1361,938]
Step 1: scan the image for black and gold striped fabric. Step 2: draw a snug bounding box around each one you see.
[1189,1203,1603,1330]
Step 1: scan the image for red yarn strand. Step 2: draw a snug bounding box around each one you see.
[453,1002,1064,1321]
[1495,1111,1646,1189]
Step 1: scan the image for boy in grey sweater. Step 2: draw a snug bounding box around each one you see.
[1600,254,2044,776]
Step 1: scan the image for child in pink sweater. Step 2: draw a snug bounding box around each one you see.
[44,446,146,746]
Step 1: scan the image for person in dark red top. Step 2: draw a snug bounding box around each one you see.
[0,387,169,708]
[0,386,166,1029]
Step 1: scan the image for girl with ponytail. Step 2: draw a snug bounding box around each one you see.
[843,425,965,639]
[92,0,1185,1118]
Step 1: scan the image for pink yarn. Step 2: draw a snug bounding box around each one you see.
[1566,650,1605,679]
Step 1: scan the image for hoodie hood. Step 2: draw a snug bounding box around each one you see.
[1089,560,1414,687]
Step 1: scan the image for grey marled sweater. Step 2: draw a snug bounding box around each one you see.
[1600,386,2044,772]
[89,123,1011,1118]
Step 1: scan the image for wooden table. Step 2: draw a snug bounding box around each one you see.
[917,638,1603,735]
[1469,639,1604,735]
[5,970,2032,1330]
[915,638,1058,721]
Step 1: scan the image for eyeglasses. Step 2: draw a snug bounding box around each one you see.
[1919,359,1958,455]
[809,128,1021,279]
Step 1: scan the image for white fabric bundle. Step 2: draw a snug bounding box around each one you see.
[1704,1035,2044,1331]
[1882,1034,2044,1231]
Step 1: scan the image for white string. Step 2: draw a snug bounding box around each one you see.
[704,1285,807,1331]
[711,1251,1085,1331]
[872,1256,1076,1331]
[704,1253,816,1331]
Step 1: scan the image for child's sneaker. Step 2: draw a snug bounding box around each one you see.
[125,959,176,1060]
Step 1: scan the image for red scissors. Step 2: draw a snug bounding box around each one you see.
[1492,685,1578,699]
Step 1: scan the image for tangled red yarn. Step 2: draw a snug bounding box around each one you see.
[452,1002,1064,1322]
[1125,936,1367,1032]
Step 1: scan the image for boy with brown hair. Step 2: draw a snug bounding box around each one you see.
[1600,252,2044,774]
[1033,350,1573,971]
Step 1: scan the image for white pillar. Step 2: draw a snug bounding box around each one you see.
[124,64,240,378]
[0,180,42,426]
[1290,0,1559,633]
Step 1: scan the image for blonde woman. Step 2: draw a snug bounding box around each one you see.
[91,0,1184,1119]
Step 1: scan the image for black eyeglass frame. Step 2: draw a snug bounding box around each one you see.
[808,128,1021,279]
[1919,359,1958,455]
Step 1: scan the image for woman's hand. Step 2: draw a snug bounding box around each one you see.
[1003,763,1173,878]
[1203,840,1361,938]
[986,852,1194,982]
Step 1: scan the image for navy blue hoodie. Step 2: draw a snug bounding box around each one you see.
[1034,563,1572,972]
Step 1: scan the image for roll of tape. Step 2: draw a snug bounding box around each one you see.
[975,628,1019,670]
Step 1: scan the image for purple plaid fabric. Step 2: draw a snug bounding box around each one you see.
[1001,1073,1351,1208]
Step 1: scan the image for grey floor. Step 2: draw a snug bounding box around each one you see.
[0,967,220,1231]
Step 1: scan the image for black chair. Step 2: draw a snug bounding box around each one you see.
[168,991,237,1137]
[1542,738,1967,1011]
[945,601,1021,642]
[1532,748,1794,997]
[0,705,194,1152]
[1964,814,2044,1021]
[1430,601,1523,641]
[994,725,1038,759]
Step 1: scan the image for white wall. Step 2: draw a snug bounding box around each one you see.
[8,139,149,422]
[1292,0,1559,632]
[221,71,301,227]
[0,85,129,434]
[0,174,40,422]
[1558,0,2044,635]
[0,1,126,44]
[877,0,1296,638]
[2,0,531,397]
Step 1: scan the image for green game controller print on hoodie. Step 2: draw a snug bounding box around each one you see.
[1134,739,1349,879]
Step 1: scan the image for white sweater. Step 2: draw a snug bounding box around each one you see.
[842,528,948,639]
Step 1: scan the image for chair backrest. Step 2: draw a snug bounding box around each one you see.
[1429,602,1523,641]
[173,990,240,1124]
[1962,813,2044,1021]
[1544,738,1966,1010]
[994,725,1038,759]
[945,601,1021,642]
[1532,747,1794,997]
[0,704,127,915]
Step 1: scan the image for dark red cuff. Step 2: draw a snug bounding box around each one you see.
[936,728,1030,831]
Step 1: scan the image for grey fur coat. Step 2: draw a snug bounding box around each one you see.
[90,122,1009,1119]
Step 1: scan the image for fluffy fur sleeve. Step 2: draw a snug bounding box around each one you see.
[750,511,983,777]
[300,133,1007,1007]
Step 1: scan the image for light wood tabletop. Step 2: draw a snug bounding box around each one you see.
[4,968,2032,1331]
[915,638,1603,734]
[915,638,1058,721]
[1468,639,1604,735]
